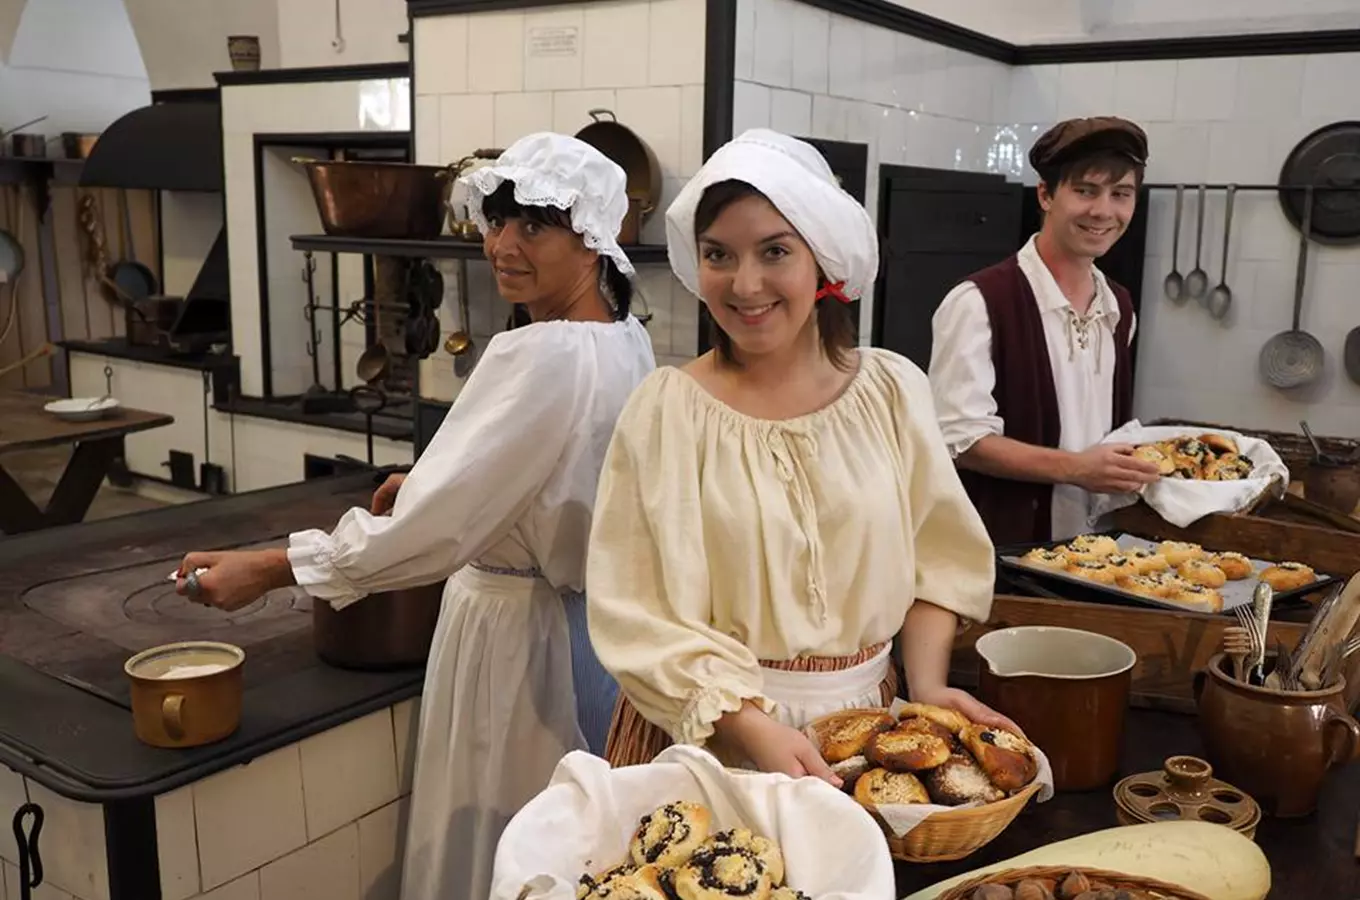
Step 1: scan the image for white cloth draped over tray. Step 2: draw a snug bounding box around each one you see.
[1089,421,1289,528]
[491,745,897,900]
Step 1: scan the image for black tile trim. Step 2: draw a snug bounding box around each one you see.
[150,87,220,104]
[105,799,160,900]
[215,61,410,86]
[1017,28,1360,65]
[696,0,739,356]
[410,0,587,15]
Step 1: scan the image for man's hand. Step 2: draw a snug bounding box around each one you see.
[1067,443,1161,494]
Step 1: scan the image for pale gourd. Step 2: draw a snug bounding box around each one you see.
[903,821,1270,900]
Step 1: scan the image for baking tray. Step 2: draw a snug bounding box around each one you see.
[996,530,1340,615]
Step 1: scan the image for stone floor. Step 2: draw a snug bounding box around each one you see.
[2,445,192,524]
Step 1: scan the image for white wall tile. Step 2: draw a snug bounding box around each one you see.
[616,88,684,174]
[679,84,706,174]
[751,0,794,88]
[467,12,525,94]
[524,7,585,92]
[157,787,200,900]
[648,0,705,87]
[439,94,496,162]
[0,767,27,865]
[300,710,400,842]
[259,824,360,900]
[391,698,421,795]
[1057,62,1117,119]
[1113,60,1176,122]
[809,94,848,141]
[770,89,812,136]
[493,91,554,147]
[1301,52,1360,120]
[357,799,410,900]
[826,17,863,100]
[1005,64,1059,124]
[414,16,468,95]
[4,859,71,900]
[732,81,772,134]
[1143,122,1211,184]
[583,2,650,89]
[414,96,441,165]
[24,783,109,900]
[1207,121,1278,185]
[194,747,308,890]
[671,290,701,357]
[1236,56,1305,122]
[734,0,755,82]
[789,4,829,96]
[1173,58,1239,121]
[194,873,260,900]
[553,89,618,134]
[862,25,898,109]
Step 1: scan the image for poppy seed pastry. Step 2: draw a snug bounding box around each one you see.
[853,767,930,807]
[1133,444,1175,474]
[809,709,896,763]
[1178,558,1227,588]
[672,845,773,900]
[959,724,1037,792]
[1157,540,1203,567]
[1169,583,1223,613]
[1200,433,1238,455]
[629,802,712,868]
[769,888,810,900]
[1067,533,1119,559]
[1213,552,1253,580]
[1021,547,1069,571]
[1124,547,1168,574]
[1066,559,1117,584]
[1260,561,1314,592]
[579,863,638,900]
[702,829,785,886]
[580,865,669,900]
[865,726,952,772]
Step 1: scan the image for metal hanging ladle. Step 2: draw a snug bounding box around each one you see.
[1184,184,1211,302]
[1207,184,1236,320]
[1259,185,1324,389]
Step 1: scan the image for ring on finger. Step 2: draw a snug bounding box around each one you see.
[184,570,202,601]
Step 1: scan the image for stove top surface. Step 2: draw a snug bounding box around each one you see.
[0,477,384,706]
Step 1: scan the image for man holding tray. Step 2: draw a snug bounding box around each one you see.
[929,116,1161,545]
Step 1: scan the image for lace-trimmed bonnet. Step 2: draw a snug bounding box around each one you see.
[665,128,877,302]
[462,132,635,275]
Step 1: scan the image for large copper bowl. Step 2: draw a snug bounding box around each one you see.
[295,159,453,240]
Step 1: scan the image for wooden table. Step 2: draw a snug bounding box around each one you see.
[894,708,1359,898]
[0,391,173,534]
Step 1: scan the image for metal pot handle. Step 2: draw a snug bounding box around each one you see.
[587,108,617,123]
[290,156,320,166]
[12,802,44,900]
[162,694,186,740]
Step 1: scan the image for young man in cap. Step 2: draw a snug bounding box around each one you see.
[928,116,1162,546]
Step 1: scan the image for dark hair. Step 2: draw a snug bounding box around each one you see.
[693,180,855,369]
[479,180,632,320]
[1035,151,1145,193]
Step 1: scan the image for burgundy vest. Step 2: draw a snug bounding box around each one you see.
[955,255,1135,546]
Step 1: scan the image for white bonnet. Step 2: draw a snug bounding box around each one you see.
[462,132,635,275]
[665,129,877,301]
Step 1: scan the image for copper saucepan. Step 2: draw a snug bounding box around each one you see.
[124,641,245,748]
[293,157,455,240]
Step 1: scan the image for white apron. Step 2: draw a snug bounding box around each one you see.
[762,644,893,729]
[399,564,586,900]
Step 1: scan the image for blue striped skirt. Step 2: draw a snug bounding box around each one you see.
[561,590,617,756]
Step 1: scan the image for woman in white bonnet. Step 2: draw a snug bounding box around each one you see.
[174,133,655,899]
[587,129,1012,776]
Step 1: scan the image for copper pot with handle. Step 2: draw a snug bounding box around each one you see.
[313,580,445,670]
[574,110,660,240]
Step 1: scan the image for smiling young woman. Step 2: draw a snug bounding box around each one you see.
[585,129,1014,781]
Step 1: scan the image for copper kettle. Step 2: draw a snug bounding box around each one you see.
[313,581,445,670]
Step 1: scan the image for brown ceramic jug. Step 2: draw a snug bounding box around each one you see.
[976,626,1136,791]
[1194,652,1360,817]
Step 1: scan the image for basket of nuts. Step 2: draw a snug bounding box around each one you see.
[936,866,1213,900]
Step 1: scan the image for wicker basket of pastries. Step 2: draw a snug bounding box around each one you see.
[935,865,1213,900]
[806,703,1046,862]
[1131,433,1255,482]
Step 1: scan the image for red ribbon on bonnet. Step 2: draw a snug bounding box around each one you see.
[815,281,853,304]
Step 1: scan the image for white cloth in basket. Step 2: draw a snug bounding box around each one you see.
[491,744,897,900]
[1088,421,1289,528]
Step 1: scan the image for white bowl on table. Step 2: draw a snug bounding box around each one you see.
[44,397,121,422]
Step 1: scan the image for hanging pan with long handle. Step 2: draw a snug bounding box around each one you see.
[115,188,159,299]
[1260,185,1325,389]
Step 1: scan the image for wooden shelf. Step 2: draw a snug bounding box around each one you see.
[290,233,670,264]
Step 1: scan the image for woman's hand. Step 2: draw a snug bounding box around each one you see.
[714,703,842,787]
[175,549,295,612]
[911,685,1024,736]
[370,473,407,515]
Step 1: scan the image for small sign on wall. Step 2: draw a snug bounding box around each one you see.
[527,26,579,57]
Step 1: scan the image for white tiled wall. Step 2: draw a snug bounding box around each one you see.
[412,0,706,382]
[1009,53,1360,435]
[0,702,416,900]
[68,353,410,491]
[731,0,1012,341]
[161,192,224,297]
[221,77,410,397]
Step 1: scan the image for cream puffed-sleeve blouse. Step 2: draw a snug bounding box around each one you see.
[586,347,995,748]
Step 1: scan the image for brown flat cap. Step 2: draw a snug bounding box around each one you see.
[1029,116,1148,171]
